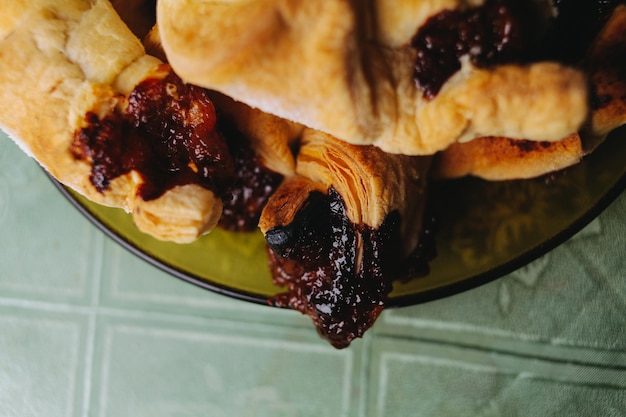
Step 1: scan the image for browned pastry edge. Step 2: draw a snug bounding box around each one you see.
[432,134,583,180]
[0,0,225,243]
[434,5,626,181]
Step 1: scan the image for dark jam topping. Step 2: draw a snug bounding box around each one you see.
[72,69,283,230]
[126,71,237,199]
[266,188,405,349]
[72,111,145,193]
[410,0,626,99]
[72,69,236,201]
[410,0,540,99]
[217,122,284,232]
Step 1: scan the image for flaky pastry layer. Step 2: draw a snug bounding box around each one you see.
[0,0,222,243]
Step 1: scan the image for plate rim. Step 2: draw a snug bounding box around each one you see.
[390,172,625,307]
[48,156,626,310]
[50,178,276,306]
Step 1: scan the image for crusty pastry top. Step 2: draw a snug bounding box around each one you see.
[257,130,432,348]
[433,134,584,180]
[259,129,430,254]
[0,0,147,207]
[157,0,589,155]
[0,0,228,243]
[434,4,626,180]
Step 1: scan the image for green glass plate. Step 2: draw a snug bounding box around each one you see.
[53,127,626,307]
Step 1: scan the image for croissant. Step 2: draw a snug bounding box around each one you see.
[258,130,431,348]
[434,4,626,180]
[157,0,589,155]
[0,0,286,243]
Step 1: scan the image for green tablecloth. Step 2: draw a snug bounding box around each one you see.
[1,133,625,416]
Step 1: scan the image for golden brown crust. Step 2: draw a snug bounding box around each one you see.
[132,184,223,243]
[296,130,430,229]
[259,129,431,256]
[258,175,326,233]
[398,61,587,155]
[0,0,139,208]
[208,92,303,177]
[0,0,222,243]
[432,134,583,180]
[157,0,589,156]
[434,5,626,181]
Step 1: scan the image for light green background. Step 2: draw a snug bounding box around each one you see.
[1,134,625,416]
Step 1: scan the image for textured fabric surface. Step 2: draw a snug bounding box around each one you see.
[0,132,624,416]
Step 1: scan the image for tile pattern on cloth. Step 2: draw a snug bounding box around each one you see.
[0,307,88,417]
[375,197,626,366]
[1,132,625,416]
[98,239,311,328]
[90,316,362,417]
[369,338,626,417]
[0,145,98,304]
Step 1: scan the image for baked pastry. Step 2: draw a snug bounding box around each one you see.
[434,4,626,180]
[258,130,431,348]
[157,0,589,155]
[432,134,584,180]
[0,0,268,242]
[1,0,151,208]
